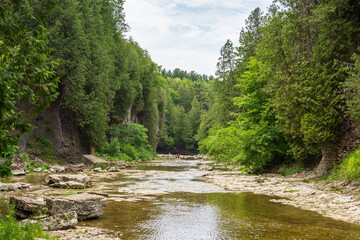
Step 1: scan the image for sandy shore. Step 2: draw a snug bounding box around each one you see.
[205,172,360,225]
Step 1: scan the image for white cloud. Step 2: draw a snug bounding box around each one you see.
[124,0,273,75]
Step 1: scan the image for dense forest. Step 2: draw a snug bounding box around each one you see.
[1,0,360,179]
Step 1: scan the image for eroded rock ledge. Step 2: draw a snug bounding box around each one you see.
[205,172,360,225]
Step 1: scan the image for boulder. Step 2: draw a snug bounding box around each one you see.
[32,167,42,173]
[50,165,66,173]
[197,161,214,171]
[66,163,86,172]
[92,167,104,172]
[0,182,30,191]
[46,174,92,188]
[46,193,107,220]
[82,155,107,167]
[11,156,27,175]
[108,167,120,172]
[10,196,46,219]
[50,181,86,189]
[42,211,78,231]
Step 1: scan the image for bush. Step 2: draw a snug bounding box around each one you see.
[0,158,12,178]
[99,123,157,162]
[122,144,139,161]
[279,164,305,176]
[101,138,121,156]
[331,148,360,180]
[0,204,54,240]
[95,162,106,170]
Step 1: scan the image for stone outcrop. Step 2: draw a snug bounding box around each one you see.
[49,226,122,240]
[46,193,107,220]
[50,165,66,173]
[49,181,87,189]
[197,161,214,171]
[0,182,30,191]
[10,196,46,219]
[46,174,92,189]
[41,211,78,231]
[82,155,107,167]
[11,156,27,176]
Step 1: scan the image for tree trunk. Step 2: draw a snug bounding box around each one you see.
[316,143,338,176]
[90,146,95,155]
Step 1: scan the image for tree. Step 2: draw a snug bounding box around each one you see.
[0,0,58,156]
[259,0,360,175]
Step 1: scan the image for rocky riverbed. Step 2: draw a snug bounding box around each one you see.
[1,155,360,239]
[205,171,360,225]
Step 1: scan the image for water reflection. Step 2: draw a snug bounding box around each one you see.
[80,158,360,239]
[81,192,360,239]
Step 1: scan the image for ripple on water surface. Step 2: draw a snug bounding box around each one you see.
[80,159,360,239]
[80,192,360,239]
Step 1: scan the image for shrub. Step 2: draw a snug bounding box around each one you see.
[331,148,360,180]
[101,138,121,157]
[279,164,305,176]
[0,158,12,178]
[95,162,106,170]
[0,204,54,240]
[122,144,138,161]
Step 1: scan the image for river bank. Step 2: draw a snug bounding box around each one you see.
[205,171,360,225]
[2,156,360,239]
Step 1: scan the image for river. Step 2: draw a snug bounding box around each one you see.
[77,158,360,239]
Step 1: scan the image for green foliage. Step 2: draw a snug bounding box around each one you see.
[100,123,156,161]
[0,204,54,240]
[19,153,50,172]
[254,178,265,183]
[0,0,58,156]
[331,148,360,180]
[28,137,58,162]
[0,158,12,178]
[157,75,212,151]
[279,164,305,177]
[95,162,106,170]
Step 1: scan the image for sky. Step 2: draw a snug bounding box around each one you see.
[123,0,273,76]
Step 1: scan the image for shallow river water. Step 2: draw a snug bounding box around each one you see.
[79,158,360,239]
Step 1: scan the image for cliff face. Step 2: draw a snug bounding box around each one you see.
[18,99,86,164]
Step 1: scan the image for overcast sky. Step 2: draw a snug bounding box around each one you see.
[124,0,273,76]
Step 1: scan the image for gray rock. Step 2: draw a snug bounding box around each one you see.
[46,174,92,188]
[12,170,26,176]
[42,211,78,231]
[197,162,214,171]
[33,167,42,172]
[108,167,120,172]
[50,181,86,189]
[0,182,30,191]
[93,167,103,172]
[10,196,46,219]
[51,165,66,173]
[46,193,107,220]
[11,156,27,175]
[82,155,107,167]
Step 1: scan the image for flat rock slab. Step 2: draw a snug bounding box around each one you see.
[49,226,122,240]
[10,196,46,219]
[46,193,107,220]
[83,155,107,167]
[42,211,78,231]
[197,161,214,171]
[50,181,87,189]
[0,182,30,191]
[46,174,92,188]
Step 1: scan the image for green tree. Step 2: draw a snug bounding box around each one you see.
[0,0,58,155]
[259,0,360,175]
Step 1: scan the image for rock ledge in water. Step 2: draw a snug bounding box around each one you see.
[10,196,46,219]
[46,174,92,188]
[46,193,107,220]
